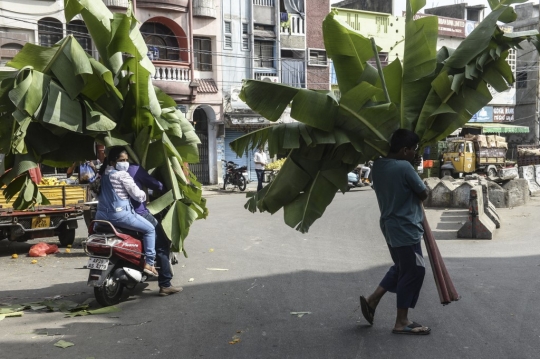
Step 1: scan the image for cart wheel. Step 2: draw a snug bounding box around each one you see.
[58,228,76,247]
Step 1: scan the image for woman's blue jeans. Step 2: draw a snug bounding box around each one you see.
[96,210,156,265]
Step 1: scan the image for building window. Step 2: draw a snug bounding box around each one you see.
[140,22,180,61]
[38,17,63,47]
[224,21,232,49]
[193,37,212,71]
[308,49,328,66]
[254,40,274,68]
[0,43,23,67]
[517,71,528,89]
[242,23,249,50]
[67,20,92,55]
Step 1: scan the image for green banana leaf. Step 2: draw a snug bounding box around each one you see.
[0,0,206,252]
[231,0,540,233]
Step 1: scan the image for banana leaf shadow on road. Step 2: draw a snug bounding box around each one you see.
[1,254,539,359]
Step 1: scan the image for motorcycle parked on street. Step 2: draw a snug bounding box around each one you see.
[222,160,247,191]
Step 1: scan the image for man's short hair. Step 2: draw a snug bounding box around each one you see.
[389,129,420,153]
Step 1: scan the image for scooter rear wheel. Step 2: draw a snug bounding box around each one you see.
[94,270,124,306]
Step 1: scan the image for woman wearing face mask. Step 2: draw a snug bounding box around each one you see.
[96,147,158,276]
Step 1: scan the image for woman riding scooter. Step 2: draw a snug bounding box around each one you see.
[96,147,158,277]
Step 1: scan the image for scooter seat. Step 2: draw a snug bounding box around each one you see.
[94,222,142,238]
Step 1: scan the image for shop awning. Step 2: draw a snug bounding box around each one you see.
[463,123,530,134]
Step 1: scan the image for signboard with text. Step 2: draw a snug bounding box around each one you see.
[407,12,466,38]
[470,106,493,123]
[493,106,514,122]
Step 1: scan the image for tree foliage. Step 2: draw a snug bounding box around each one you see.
[231,0,539,233]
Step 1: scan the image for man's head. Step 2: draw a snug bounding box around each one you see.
[388,129,420,162]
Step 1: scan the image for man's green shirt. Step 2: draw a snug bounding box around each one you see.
[372,158,426,247]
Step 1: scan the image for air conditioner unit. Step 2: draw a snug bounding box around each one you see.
[260,76,279,83]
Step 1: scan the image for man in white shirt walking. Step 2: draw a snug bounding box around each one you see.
[254,147,268,192]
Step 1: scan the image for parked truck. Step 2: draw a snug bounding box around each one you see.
[440,135,513,177]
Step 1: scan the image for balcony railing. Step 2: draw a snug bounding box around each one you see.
[253,0,274,6]
[281,14,305,35]
[254,71,277,80]
[152,64,191,82]
[102,0,129,8]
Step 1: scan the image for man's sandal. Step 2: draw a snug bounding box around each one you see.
[360,295,375,325]
[392,322,431,335]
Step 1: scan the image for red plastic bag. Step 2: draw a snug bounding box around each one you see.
[29,243,59,257]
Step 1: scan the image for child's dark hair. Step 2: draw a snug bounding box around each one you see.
[389,129,420,154]
[98,147,127,176]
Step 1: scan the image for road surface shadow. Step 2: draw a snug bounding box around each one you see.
[1,254,539,359]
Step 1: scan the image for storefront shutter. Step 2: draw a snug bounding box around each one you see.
[224,130,254,181]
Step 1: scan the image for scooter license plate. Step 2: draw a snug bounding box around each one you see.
[87,257,108,270]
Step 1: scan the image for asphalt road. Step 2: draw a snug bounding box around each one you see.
[1,187,540,359]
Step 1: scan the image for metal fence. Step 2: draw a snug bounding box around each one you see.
[253,0,274,6]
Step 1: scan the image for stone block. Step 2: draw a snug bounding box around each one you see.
[453,182,474,208]
[423,177,441,190]
[506,188,524,207]
[430,180,456,207]
[441,175,456,182]
[464,174,480,181]
[457,187,496,239]
[502,178,529,206]
[457,214,496,239]
[423,177,440,207]
[498,167,518,181]
[535,165,540,187]
[487,181,507,208]
[485,201,501,229]
[518,165,540,196]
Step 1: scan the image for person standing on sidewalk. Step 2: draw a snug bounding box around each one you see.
[127,163,183,297]
[360,129,430,335]
[254,147,268,192]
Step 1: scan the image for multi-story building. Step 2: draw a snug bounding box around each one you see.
[0,0,223,184]
[221,0,330,182]
[329,6,406,98]
[511,2,540,146]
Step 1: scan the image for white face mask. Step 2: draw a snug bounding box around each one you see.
[115,162,129,172]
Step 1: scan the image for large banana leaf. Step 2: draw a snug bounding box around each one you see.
[0,0,206,253]
[231,0,540,233]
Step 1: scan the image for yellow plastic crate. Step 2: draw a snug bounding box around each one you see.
[39,185,88,206]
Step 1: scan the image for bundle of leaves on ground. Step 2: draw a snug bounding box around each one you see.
[0,0,207,254]
[230,0,540,233]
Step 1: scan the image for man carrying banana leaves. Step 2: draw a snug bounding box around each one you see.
[360,129,430,335]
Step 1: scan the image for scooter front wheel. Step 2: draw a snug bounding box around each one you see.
[94,269,124,306]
